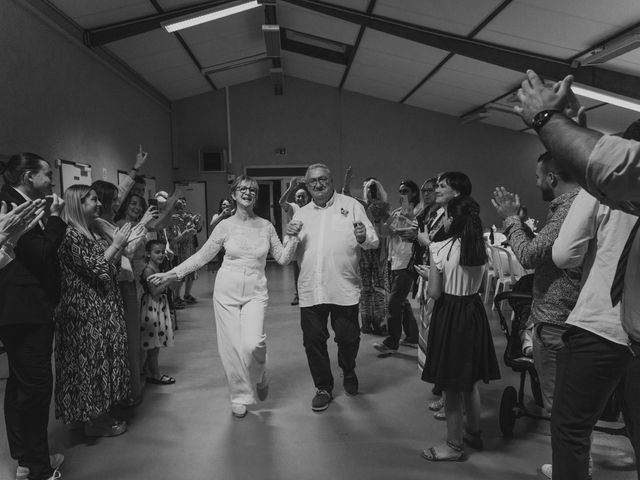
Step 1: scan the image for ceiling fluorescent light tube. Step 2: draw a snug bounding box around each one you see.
[577,28,640,65]
[572,84,640,114]
[163,0,260,32]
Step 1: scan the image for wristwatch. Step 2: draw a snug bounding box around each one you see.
[532,109,562,133]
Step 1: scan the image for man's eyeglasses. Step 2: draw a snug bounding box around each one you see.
[237,186,258,196]
[307,176,329,187]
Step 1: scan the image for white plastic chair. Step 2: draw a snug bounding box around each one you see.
[505,247,528,281]
[490,246,515,309]
[482,246,497,304]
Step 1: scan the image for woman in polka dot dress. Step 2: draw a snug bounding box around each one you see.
[140,240,175,385]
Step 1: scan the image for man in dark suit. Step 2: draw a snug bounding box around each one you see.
[0,153,66,480]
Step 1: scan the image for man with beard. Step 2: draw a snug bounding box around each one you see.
[491,152,581,417]
[292,164,378,412]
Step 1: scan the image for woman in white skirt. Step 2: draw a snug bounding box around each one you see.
[149,176,301,418]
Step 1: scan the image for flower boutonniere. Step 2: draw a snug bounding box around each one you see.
[340,208,349,217]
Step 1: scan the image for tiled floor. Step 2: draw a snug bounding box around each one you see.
[0,264,635,479]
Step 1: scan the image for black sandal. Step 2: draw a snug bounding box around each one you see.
[147,375,175,385]
[421,441,465,462]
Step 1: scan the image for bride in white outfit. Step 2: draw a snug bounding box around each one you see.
[149,175,301,418]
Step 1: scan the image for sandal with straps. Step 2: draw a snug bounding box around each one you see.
[421,441,466,462]
[147,374,175,385]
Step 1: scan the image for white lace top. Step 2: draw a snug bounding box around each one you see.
[172,217,298,280]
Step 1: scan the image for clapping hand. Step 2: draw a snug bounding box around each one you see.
[514,70,573,127]
[353,221,366,244]
[47,193,65,217]
[0,200,46,245]
[286,220,303,236]
[127,223,147,245]
[112,222,133,249]
[491,187,520,219]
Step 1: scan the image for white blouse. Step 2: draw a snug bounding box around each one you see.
[430,238,485,296]
[172,217,297,280]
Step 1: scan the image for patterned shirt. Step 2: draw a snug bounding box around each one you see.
[504,188,581,328]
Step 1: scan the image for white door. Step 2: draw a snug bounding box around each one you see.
[174,181,208,247]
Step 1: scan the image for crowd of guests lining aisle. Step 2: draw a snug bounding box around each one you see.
[0,68,640,480]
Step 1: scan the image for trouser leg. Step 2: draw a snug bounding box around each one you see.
[214,291,256,405]
[401,297,419,342]
[329,304,360,374]
[619,355,640,478]
[552,328,630,480]
[385,269,414,349]
[301,305,333,392]
[0,324,54,480]
[533,323,567,413]
[240,297,268,389]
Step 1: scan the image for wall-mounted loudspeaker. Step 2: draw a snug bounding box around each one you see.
[200,150,227,172]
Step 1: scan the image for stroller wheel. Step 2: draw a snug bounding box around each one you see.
[500,386,518,437]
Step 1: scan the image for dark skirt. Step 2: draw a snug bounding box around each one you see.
[422,292,501,392]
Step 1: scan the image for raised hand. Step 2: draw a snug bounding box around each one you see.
[139,206,158,227]
[47,193,65,217]
[514,70,573,127]
[491,187,520,219]
[134,144,148,170]
[344,166,353,186]
[353,220,366,244]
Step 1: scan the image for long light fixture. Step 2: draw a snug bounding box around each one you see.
[574,28,640,66]
[572,84,640,114]
[162,0,260,33]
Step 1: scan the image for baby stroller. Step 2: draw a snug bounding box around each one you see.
[494,275,627,437]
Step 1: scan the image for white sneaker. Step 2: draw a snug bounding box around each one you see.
[16,454,64,480]
[539,457,593,479]
[231,403,247,418]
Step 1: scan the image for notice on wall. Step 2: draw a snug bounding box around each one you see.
[59,159,92,192]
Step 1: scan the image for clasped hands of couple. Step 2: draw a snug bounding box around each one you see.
[147,219,307,288]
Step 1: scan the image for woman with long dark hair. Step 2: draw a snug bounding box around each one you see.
[415,195,500,461]
[91,181,154,406]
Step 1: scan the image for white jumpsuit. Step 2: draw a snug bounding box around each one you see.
[172,217,298,405]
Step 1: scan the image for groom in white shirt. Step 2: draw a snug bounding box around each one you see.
[292,164,378,412]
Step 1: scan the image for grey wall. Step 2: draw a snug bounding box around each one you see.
[1,0,173,194]
[173,76,548,228]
